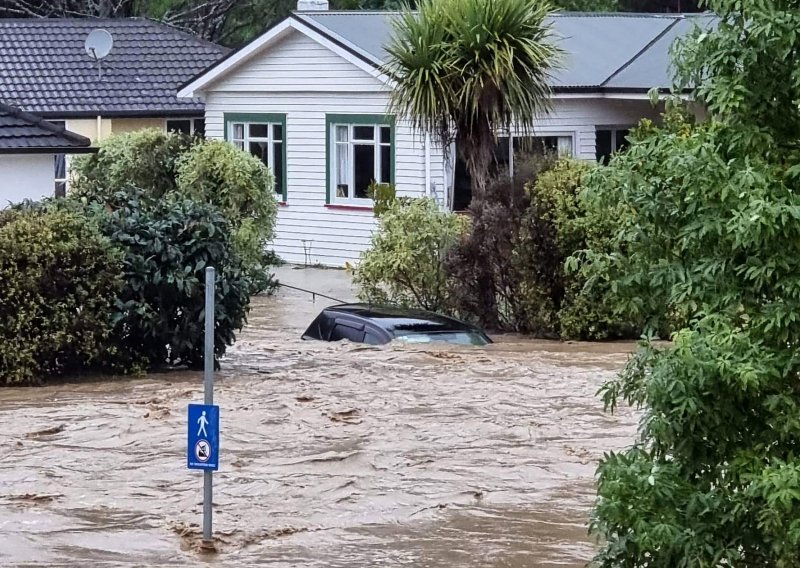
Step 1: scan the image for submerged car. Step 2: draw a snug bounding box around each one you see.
[302,303,492,346]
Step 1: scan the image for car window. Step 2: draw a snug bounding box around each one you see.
[364,330,384,345]
[394,331,490,346]
[330,322,365,343]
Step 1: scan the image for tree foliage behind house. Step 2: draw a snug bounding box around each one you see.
[584,0,800,564]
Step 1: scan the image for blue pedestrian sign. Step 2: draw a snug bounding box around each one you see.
[188,404,219,471]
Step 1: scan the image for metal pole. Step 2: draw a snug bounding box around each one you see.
[202,266,215,548]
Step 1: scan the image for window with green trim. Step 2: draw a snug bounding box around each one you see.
[225,114,286,201]
[327,115,394,205]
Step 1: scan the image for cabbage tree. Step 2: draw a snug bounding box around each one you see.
[384,0,561,201]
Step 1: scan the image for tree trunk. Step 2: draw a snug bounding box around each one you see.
[457,117,495,205]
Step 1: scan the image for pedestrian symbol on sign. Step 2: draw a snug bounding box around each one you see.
[197,411,209,437]
[187,404,219,471]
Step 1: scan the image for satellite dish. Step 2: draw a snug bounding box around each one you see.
[84,29,113,60]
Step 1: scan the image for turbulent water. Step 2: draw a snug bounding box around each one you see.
[0,267,638,567]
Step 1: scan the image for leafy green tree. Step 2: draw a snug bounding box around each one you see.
[384,0,561,200]
[582,0,800,564]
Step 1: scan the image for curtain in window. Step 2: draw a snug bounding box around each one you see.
[335,125,349,197]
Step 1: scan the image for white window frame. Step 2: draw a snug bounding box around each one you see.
[329,123,392,206]
[228,121,284,199]
[596,125,633,161]
[502,131,576,177]
[165,117,205,136]
[54,153,69,196]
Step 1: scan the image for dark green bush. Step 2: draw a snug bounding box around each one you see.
[72,130,279,293]
[443,156,646,338]
[445,155,556,333]
[0,207,123,384]
[91,192,252,370]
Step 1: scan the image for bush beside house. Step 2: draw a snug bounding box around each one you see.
[0,130,278,385]
[73,129,279,293]
[356,157,646,340]
[0,207,123,385]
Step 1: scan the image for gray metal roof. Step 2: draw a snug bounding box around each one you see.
[0,103,93,153]
[0,18,228,117]
[602,15,715,90]
[293,11,711,92]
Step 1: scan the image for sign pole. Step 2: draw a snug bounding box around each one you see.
[202,266,215,549]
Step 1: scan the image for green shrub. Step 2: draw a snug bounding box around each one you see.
[368,181,398,217]
[176,140,279,291]
[70,129,197,199]
[355,198,468,312]
[522,158,641,339]
[72,131,279,293]
[91,192,252,370]
[0,207,123,384]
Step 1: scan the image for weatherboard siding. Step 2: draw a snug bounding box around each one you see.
[198,27,662,267]
[204,90,443,267]
[204,94,660,267]
[207,32,385,93]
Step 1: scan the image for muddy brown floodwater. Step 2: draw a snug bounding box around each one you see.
[0,266,638,567]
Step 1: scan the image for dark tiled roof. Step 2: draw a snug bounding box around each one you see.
[0,103,93,153]
[0,18,228,117]
[291,11,712,92]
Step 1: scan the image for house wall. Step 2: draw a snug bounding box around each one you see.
[111,117,168,134]
[63,117,195,143]
[0,154,56,206]
[65,118,113,143]
[200,30,663,267]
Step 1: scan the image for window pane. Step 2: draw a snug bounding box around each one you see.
[596,130,613,164]
[249,141,269,166]
[273,124,283,141]
[54,154,66,179]
[55,180,67,198]
[557,136,573,156]
[353,126,374,140]
[380,126,391,144]
[194,118,205,138]
[249,123,270,138]
[494,136,511,170]
[232,123,244,140]
[380,146,391,183]
[273,142,284,197]
[167,119,191,135]
[336,142,349,198]
[354,144,375,198]
[615,129,631,153]
[335,125,348,143]
[234,140,244,150]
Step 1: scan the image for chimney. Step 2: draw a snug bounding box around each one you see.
[297,0,328,10]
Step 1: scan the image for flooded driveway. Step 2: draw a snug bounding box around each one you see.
[0,267,637,567]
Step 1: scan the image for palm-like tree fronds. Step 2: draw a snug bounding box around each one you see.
[384,0,562,198]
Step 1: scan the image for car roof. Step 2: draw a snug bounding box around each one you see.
[324,303,478,335]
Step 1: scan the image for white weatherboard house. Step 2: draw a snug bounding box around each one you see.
[179,5,710,267]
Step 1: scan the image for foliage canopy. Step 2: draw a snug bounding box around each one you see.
[355,198,468,312]
[585,0,800,564]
